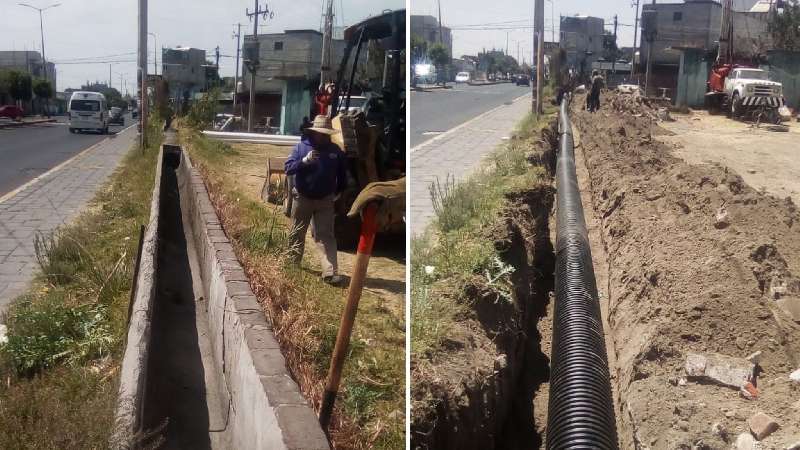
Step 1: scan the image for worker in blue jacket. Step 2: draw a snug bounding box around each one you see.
[285,115,348,284]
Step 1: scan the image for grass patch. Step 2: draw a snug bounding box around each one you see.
[179,129,405,449]
[0,116,163,449]
[411,103,557,358]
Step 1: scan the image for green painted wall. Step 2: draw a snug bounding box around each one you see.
[280,79,311,135]
[676,49,709,108]
[767,50,800,109]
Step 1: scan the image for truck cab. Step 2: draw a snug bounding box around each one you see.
[724,68,784,119]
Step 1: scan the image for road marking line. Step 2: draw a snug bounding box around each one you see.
[0,123,138,205]
[410,92,531,153]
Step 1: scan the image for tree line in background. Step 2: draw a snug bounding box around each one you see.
[0,69,54,114]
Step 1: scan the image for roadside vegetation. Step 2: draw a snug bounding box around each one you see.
[411,100,556,359]
[0,117,163,449]
[178,128,405,449]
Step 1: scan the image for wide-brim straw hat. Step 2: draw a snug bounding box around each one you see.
[307,115,338,135]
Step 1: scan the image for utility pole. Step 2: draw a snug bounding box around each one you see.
[632,0,640,76]
[233,23,242,113]
[506,31,509,55]
[437,0,443,43]
[109,63,112,89]
[245,1,274,132]
[215,46,220,68]
[148,32,157,75]
[138,0,148,149]
[612,15,618,74]
[534,0,544,115]
[19,3,60,83]
[320,0,334,89]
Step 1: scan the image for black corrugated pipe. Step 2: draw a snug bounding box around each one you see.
[546,97,619,449]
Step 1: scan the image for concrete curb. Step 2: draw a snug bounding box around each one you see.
[177,150,330,450]
[467,80,509,86]
[0,118,57,129]
[112,145,164,447]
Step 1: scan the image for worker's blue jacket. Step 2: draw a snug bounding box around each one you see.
[285,137,348,199]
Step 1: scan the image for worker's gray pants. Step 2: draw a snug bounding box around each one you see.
[287,193,338,277]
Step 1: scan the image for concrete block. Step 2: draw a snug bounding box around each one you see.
[748,412,779,440]
[226,280,253,297]
[274,405,330,450]
[685,352,754,389]
[246,327,280,350]
[251,348,290,377]
[259,375,308,406]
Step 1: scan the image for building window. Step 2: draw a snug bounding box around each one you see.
[274,41,284,51]
[673,12,683,21]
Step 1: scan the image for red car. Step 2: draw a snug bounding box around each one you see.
[0,105,24,121]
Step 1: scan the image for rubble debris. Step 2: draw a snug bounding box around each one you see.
[736,433,757,450]
[748,412,780,440]
[740,381,759,400]
[685,352,755,389]
[714,207,730,229]
[790,368,800,383]
[786,441,800,450]
[711,422,727,439]
[776,296,800,323]
[746,351,763,365]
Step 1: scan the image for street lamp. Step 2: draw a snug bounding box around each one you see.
[147,32,157,75]
[18,2,60,82]
[546,0,555,42]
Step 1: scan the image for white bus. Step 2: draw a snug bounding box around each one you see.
[68,91,109,134]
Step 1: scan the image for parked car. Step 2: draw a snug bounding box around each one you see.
[0,105,24,121]
[455,71,471,83]
[516,74,530,86]
[109,107,124,125]
[131,108,139,119]
[67,91,109,134]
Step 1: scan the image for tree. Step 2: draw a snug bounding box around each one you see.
[32,78,54,116]
[411,34,428,63]
[428,43,450,84]
[8,71,32,104]
[768,0,800,50]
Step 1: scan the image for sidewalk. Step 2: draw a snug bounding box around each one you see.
[0,126,137,309]
[410,93,531,235]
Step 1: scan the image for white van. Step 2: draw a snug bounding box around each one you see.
[68,91,109,134]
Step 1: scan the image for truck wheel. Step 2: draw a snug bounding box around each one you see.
[731,92,742,120]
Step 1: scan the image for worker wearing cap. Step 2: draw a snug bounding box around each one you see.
[285,115,348,284]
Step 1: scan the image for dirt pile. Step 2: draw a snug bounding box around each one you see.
[572,94,800,449]
[608,90,674,122]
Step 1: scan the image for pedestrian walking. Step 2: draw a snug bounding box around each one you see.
[588,70,605,112]
[285,115,348,285]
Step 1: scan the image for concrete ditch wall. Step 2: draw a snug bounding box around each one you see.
[112,146,164,447]
[176,150,330,450]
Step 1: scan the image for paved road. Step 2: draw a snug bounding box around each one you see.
[410,93,532,235]
[410,82,531,147]
[0,115,131,195]
[0,122,137,310]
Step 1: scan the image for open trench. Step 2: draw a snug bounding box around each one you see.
[139,146,229,449]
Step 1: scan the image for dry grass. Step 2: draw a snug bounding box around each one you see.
[179,129,405,450]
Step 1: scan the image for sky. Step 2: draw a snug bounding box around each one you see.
[412,0,647,65]
[2,0,404,92]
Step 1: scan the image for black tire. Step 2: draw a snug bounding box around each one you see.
[731,92,742,120]
[69,128,75,134]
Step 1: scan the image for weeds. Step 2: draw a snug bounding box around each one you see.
[0,114,163,448]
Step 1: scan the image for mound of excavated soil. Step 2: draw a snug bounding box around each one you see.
[572,94,800,449]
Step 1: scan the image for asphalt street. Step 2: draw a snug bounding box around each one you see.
[409,82,531,147]
[0,115,132,195]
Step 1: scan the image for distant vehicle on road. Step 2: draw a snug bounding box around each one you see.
[516,74,530,86]
[455,72,471,83]
[335,95,368,114]
[131,108,139,119]
[0,105,24,121]
[68,91,109,134]
[108,107,124,125]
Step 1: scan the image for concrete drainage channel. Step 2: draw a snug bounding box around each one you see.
[113,139,329,449]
